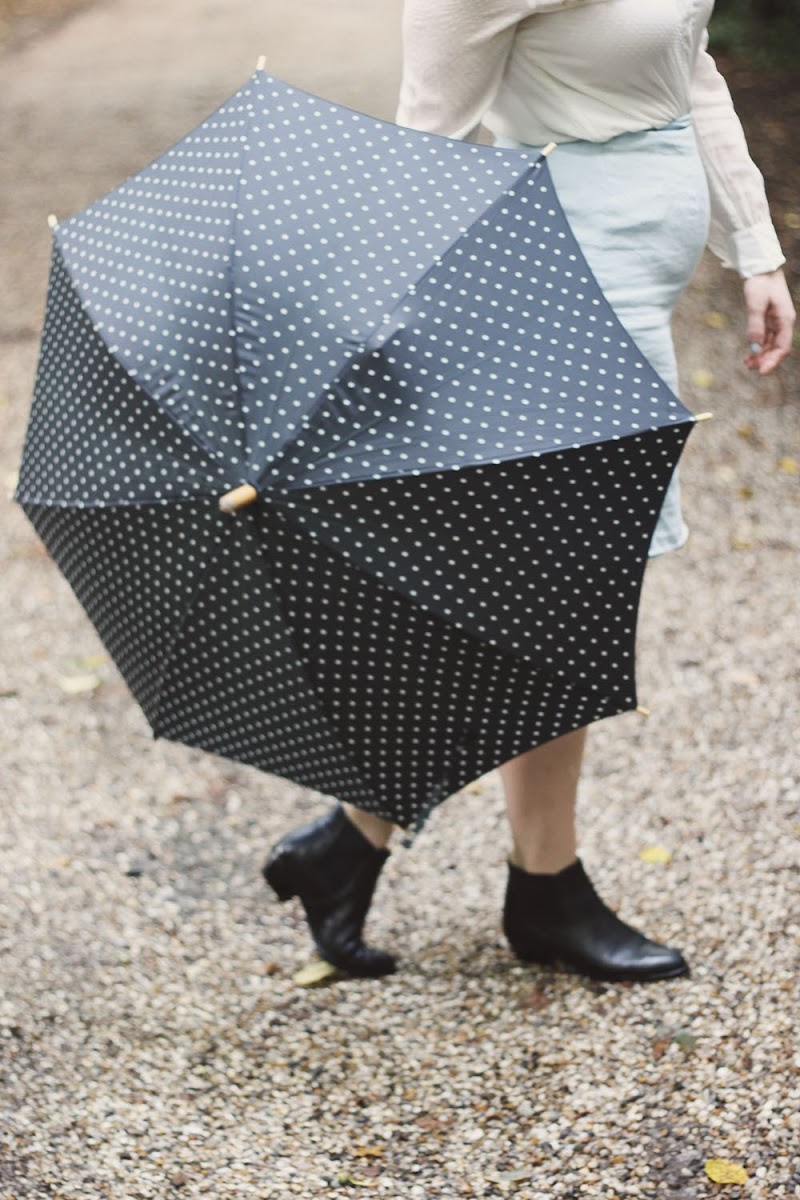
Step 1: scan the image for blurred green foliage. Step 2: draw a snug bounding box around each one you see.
[709,0,800,65]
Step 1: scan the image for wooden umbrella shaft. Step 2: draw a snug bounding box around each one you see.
[219,483,258,513]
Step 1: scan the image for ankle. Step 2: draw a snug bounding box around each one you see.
[341,803,394,851]
[509,847,578,875]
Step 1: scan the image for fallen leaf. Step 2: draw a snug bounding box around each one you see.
[672,1027,698,1053]
[737,486,754,501]
[639,845,672,864]
[353,1147,384,1159]
[736,421,763,446]
[702,310,728,329]
[728,669,760,689]
[691,368,714,389]
[484,1168,534,1185]
[705,1158,748,1184]
[414,1115,448,1132]
[730,523,756,550]
[651,1034,670,1060]
[56,673,103,695]
[520,985,551,1012]
[336,1172,376,1188]
[783,211,800,230]
[293,959,338,987]
[73,654,107,670]
[778,455,798,475]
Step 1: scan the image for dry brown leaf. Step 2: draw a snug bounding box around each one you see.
[702,310,728,329]
[705,1158,748,1184]
[691,368,714,389]
[651,1035,670,1060]
[293,959,338,987]
[414,1115,448,1132]
[521,985,551,1012]
[728,669,760,689]
[73,653,107,670]
[353,1147,384,1159]
[778,455,799,475]
[639,845,672,864]
[56,673,102,695]
[736,421,764,446]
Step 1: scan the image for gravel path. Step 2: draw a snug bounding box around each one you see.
[1,3,798,1197]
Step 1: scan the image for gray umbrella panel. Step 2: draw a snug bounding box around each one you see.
[16,69,697,829]
[42,71,546,490]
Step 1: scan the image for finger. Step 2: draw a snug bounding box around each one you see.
[757,325,793,374]
[757,347,787,374]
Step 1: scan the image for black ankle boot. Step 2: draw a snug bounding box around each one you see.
[503,857,689,982]
[263,804,397,978]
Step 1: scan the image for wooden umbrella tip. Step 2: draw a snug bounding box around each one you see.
[47,213,58,229]
[219,483,258,513]
[635,705,651,718]
[541,142,558,157]
[256,55,267,71]
[694,412,713,422]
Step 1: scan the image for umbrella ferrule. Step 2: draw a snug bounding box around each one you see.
[219,483,258,514]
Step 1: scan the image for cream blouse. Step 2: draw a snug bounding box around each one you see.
[396,0,785,277]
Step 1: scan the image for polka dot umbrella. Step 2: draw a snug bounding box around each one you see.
[16,68,703,835]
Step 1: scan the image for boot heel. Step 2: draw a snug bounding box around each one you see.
[506,936,556,966]
[262,804,397,977]
[262,852,298,902]
[503,857,690,982]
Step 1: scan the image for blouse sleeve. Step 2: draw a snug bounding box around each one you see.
[395,0,520,141]
[690,30,785,278]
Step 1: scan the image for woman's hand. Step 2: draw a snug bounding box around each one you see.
[742,268,795,375]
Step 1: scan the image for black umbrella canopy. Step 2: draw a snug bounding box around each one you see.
[17,69,697,831]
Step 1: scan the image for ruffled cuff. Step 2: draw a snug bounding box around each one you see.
[708,219,786,279]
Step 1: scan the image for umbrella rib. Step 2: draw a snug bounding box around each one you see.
[279,418,694,493]
[256,155,547,491]
[148,525,226,737]
[268,153,695,494]
[252,509,387,800]
[146,505,385,804]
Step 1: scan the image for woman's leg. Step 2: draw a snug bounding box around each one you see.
[498,729,689,980]
[498,728,586,873]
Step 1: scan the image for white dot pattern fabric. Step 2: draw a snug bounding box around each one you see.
[17,70,697,831]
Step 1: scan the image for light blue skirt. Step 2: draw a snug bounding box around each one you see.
[494,116,711,556]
